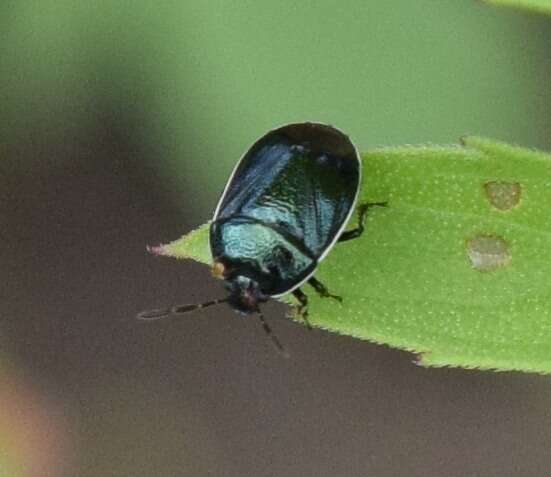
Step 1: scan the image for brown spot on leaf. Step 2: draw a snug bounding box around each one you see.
[466,235,511,272]
[484,181,521,211]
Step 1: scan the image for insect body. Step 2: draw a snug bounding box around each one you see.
[139,122,380,349]
[210,122,361,317]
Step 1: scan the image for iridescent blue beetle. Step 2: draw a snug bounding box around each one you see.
[139,122,383,349]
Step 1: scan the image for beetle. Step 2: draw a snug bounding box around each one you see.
[138,122,384,350]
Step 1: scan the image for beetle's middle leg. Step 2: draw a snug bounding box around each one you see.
[308,277,342,303]
[292,288,312,329]
[338,201,387,242]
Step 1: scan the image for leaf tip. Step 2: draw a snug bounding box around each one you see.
[146,244,169,256]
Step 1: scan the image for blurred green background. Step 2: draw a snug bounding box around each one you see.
[2,1,551,476]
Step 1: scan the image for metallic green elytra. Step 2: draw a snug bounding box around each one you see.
[210,122,362,316]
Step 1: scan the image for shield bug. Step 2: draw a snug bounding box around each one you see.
[138,122,384,351]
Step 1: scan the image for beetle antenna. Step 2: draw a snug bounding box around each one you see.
[136,298,229,321]
[257,313,289,358]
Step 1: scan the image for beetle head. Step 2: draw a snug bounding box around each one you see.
[212,260,269,314]
[226,275,269,314]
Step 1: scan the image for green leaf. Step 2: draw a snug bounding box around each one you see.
[483,0,551,15]
[152,137,551,374]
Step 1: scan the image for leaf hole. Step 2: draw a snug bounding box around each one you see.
[466,234,511,272]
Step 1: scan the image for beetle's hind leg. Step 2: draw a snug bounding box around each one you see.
[292,288,312,329]
[338,201,387,242]
[308,277,342,303]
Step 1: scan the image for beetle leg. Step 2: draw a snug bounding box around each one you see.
[308,277,342,303]
[292,288,312,329]
[338,201,387,242]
